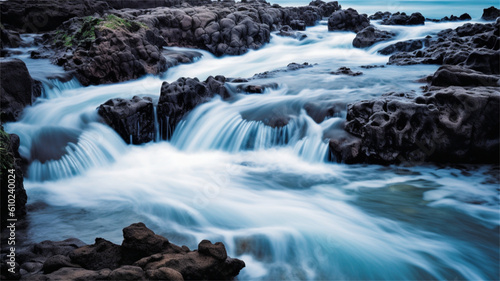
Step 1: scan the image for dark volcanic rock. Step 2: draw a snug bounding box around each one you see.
[48,15,168,86]
[429,65,500,87]
[252,62,314,78]
[378,39,428,55]
[482,6,500,21]
[97,96,155,144]
[334,87,500,164]
[121,222,176,265]
[21,223,245,281]
[388,21,499,69]
[0,127,28,235]
[105,0,211,9]
[328,8,370,33]
[369,11,391,21]
[0,59,39,123]
[0,0,110,32]
[0,28,24,50]
[157,76,227,139]
[331,67,363,76]
[426,13,471,22]
[353,26,395,48]
[70,238,123,270]
[381,12,425,25]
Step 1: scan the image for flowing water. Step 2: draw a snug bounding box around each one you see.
[3,3,499,280]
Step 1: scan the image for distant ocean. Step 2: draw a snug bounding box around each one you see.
[269,0,499,18]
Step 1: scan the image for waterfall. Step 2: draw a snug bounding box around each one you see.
[27,123,127,181]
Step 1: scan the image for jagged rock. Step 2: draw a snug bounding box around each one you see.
[252,62,314,78]
[330,67,362,76]
[426,13,471,22]
[381,12,425,25]
[278,25,307,40]
[369,11,391,20]
[429,65,500,87]
[378,39,428,55]
[0,128,27,230]
[388,21,499,70]
[0,28,24,49]
[42,255,80,274]
[20,223,245,281]
[352,26,395,48]
[482,6,500,20]
[97,96,155,144]
[69,238,122,270]
[121,222,177,265]
[0,59,39,123]
[328,8,370,32]
[335,87,500,164]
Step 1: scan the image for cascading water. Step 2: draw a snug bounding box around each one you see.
[2,8,498,281]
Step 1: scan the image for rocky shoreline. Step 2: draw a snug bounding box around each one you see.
[1,1,499,280]
[1,222,244,280]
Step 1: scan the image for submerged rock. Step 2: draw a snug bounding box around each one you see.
[330,66,363,76]
[331,87,500,164]
[12,223,245,281]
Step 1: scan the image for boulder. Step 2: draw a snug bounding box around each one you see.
[0,59,38,123]
[378,39,428,55]
[381,12,425,25]
[157,76,227,139]
[429,65,500,87]
[97,96,155,144]
[426,13,471,22]
[352,26,395,48]
[388,21,499,69]
[20,223,245,281]
[482,6,500,20]
[330,67,362,76]
[328,8,370,32]
[69,238,123,270]
[121,222,177,265]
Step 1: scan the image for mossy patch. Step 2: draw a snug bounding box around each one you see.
[100,14,148,32]
[54,16,102,47]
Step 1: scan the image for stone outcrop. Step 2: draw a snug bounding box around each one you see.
[381,12,425,25]
[97,96,155,144]
[388,20,499,69]
[352,26,395,48]
[330,87,500,164]
[482,6,500,20]
[5,223,245,280]
[0,59,41,123]
[328,8,370,32]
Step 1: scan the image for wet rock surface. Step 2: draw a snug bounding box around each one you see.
[353,26,395,48]
[5,223,244,281]
[330,87,500,164]
[97,96,155,144]
[380,12,425,25]
[328,8,370,32]
[388,20,499,69]
[0,59,41,123]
